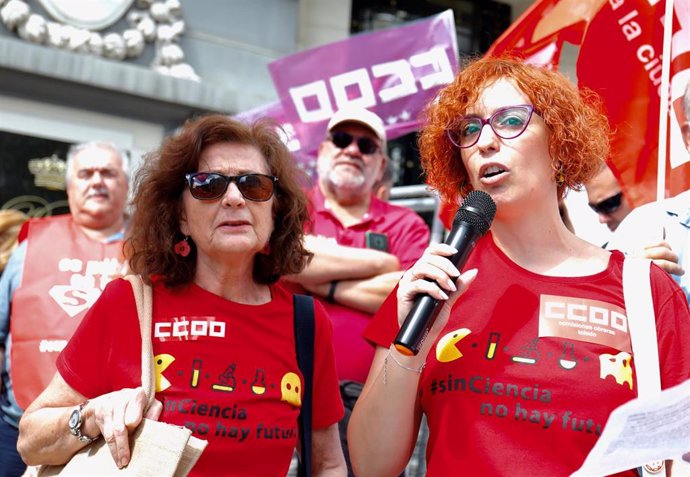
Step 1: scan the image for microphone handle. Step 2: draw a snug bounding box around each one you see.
[393,223,480,356]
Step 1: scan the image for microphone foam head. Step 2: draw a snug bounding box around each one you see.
[455,190,496,235]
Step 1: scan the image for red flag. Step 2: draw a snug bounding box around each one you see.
[486,0,593,67]
[666,1,690,199]
[577,0,690,206]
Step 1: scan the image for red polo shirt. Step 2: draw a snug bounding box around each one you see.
[306,186,429,382]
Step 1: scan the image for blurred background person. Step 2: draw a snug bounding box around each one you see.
[0,210,28,277]
[0,142,128,477]
[373,157,395,201]
[17,115,346,476]
[348,57,690,477]
[608,189,689,304]
[585,161,634,233]
[290,107,430,378]
[285,107,429,477]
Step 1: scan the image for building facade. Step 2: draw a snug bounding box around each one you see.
[0,0,520,216]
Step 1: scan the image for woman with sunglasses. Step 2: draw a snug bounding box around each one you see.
[17,115,346,476]
[348,57,690,476]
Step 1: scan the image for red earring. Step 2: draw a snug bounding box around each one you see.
[174,236,191,257]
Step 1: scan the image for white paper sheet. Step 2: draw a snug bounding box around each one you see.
[571,378,690,477]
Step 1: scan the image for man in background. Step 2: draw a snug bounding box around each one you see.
[607,189,689,303]
[585,162,634,233]
[0,142,129,477]
[286,107,429,476]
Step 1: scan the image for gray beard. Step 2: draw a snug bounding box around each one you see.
[319,162,367,194]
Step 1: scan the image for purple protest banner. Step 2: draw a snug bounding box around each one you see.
[268,9,458,157]
[233,100,319,183]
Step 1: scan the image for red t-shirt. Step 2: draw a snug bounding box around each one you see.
[58,279,344,477]
[365,234,690,477]
[307,186,430,383]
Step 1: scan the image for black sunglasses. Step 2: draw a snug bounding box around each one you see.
[185,172,278,201]
[589,192,623,215]
[328,131,380,155]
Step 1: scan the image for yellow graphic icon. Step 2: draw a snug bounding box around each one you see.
[435,328,471,363]
[154,353,175,392]
[190,359,202,388]
[252,369,267,395]
[212,364,236,392]
[599,351,633,390]
[280,372,302,407]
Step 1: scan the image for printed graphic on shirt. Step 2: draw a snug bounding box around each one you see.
[154,316,226,341]
[48,257,122,317]
[435,328,471,362]
[599,351,633,389]
[251,369,267,395]
[153,351,302,442]
[538,294,630,353]
[558,342,578,370]
[154,353,175,392]
[425,328,631,438]
[213,364,236,392]
[280,372,302,407]
[510,337,540,365]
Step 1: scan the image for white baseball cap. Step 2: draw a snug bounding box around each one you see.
[327,106,387,151]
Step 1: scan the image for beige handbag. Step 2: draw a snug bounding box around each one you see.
[38,275,207,476]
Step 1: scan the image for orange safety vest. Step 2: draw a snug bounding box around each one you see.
[9,215,123,409]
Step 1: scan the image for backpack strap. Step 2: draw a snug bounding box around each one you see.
[293,294,315,477]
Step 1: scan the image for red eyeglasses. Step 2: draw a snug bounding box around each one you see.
[447,105,536,149]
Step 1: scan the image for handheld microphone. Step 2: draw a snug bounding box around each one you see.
[393,190,496,356]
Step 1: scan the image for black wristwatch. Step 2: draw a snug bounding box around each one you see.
[68,401,98,443]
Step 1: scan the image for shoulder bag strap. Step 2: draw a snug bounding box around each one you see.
[622,257,661,397]
[293,294,315,477]
[622,258,665,477]
[124,274,156,411]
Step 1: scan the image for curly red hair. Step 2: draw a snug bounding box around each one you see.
[419,56,610,203]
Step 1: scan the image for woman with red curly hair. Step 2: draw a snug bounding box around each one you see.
[349,57,690,476]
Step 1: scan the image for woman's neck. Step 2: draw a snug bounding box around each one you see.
[193,255,271,304]
[490,209,609,277]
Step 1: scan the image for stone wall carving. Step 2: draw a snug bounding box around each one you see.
[0,0,199,81]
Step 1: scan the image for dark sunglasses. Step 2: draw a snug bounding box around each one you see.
[329,131,380,155]
[447,105,535,149]
[185,172,278,201]
[588,192,623,215]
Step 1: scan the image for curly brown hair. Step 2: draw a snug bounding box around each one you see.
[419,56,610,203]
[125,114,313,288]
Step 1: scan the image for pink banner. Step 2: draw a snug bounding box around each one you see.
[268,9,459,158]
[233,100,318,183]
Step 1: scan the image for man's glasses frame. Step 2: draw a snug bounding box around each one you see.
[328,131,380,155]
[588,192,624,215]
[447,104,536,149]
[185,172,278,202]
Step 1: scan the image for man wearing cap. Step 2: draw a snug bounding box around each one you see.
[285,106,429,475]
